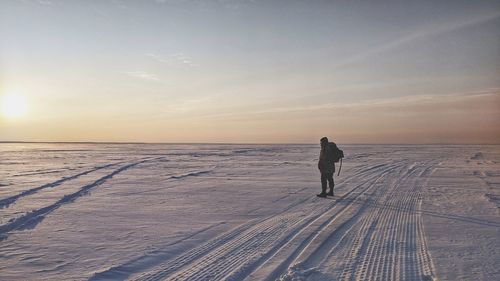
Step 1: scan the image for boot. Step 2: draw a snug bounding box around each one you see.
[317,192,327,198]
[327,188,334,196]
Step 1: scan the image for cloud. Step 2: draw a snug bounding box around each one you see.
[197,88,500,120]
[172,53,197,67]
[145,52,198,68]
[125,71,161,81]
[145,53,170,63]
[332,11,500,70]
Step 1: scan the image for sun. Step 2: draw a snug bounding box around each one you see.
[2,93,27,119]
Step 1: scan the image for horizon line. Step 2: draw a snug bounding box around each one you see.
[1,141,499,146]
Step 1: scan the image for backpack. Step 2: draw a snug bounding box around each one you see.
[328,142,344,175]
[328,142,344,162]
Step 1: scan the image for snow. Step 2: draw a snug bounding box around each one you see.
[0,143,498,280]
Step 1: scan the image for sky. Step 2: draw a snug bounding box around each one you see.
[0,0,499,144]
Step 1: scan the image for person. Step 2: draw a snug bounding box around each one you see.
[317,137,335,197]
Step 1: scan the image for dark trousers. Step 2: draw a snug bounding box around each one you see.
[321,172,334,193]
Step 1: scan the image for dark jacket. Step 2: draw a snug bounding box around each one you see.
[318,143,335,174]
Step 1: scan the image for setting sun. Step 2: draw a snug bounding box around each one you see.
[1,93,27,119]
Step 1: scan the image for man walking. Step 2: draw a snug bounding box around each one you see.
[317,137,335,197]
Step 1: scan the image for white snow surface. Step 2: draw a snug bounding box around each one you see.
[0,143,498,281]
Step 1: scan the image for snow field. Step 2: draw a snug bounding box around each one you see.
[0,144,498,280]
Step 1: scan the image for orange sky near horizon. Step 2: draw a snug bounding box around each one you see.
[1,89,499,144]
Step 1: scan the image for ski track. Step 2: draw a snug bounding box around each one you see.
[124,160,439,281]
[0,158,157,240]
[0,162,121,209]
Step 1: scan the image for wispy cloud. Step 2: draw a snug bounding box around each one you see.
[145,52,198,68]
[198,88,500,120]
[172,53,197,67]
[125,71,161,82]
[145,53,170,63]
[333,11,500,70]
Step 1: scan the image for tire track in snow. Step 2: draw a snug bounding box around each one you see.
[131,204,330,281]
[249,162,408,281]
[333,162,437,281]
[0,158,155,240]
[0,162,121,209]
[128,161,406,281]
[96,194,307,280]
[269,162,411,281]
[122,221,261,281]
[227,163,404,281]
[346,164,421,281]
[416,165,438,280]
[341,165,422,281]
[130,215,302,281]
[268,161,438,281]
[167,214,313,281]
[90,221,229,281]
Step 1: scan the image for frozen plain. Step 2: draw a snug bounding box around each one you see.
[0,143,498,281]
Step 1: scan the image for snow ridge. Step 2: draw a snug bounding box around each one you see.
[169,169,214,180]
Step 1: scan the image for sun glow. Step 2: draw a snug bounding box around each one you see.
[2,93,27,119]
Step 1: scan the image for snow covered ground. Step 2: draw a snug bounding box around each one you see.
[0,143,498,281]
